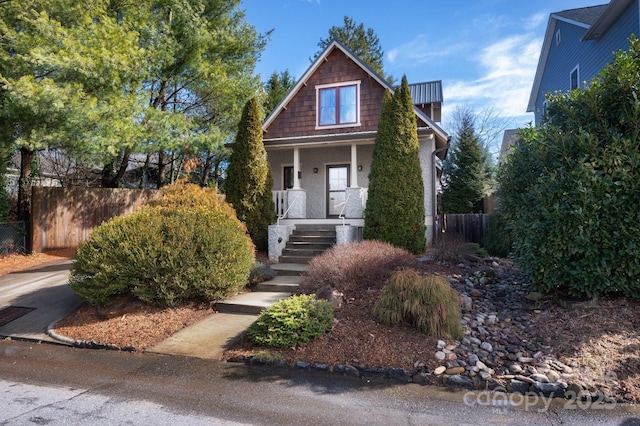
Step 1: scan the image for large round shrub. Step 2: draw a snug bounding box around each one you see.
[70,182,255,307]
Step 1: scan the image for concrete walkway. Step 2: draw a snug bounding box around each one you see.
[147,263,306,359]
[0,259,306,360]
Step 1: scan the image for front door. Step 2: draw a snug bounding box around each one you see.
[327,165,349,217]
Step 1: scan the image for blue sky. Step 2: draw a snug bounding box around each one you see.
[242,0,607,131]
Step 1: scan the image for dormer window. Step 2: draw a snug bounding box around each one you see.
[316,81,360,129]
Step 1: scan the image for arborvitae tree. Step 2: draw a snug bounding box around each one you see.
[441,113,486,213]
[225,98,275,251]
[364,76,426,254]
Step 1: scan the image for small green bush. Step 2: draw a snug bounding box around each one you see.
[373,269,463,339]
[247,295,334,348]
[299,240,418,297]
[70,182,254,307]
[248,261,276,286]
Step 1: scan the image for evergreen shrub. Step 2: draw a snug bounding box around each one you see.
[247,295,333,348]
[498,37,640,298]
[70,182,254,307]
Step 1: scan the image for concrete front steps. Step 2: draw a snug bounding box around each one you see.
[214,264,308,315]
[278,225,336,264]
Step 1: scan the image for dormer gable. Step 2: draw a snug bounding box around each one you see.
[263,40,448,150]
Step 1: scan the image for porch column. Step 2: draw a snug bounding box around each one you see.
[293,146,301,189]
[288,145,306,218]
[350,143,358,188]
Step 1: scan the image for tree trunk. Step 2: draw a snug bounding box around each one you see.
[17,147,34,222]
[201,151,213,187]
[101,153,130,188]
[156,150,165,188]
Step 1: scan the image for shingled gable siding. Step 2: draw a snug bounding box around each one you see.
[265,49,387,139]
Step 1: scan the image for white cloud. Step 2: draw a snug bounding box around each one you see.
[442,34,541,128]
[387,34,467,66]
[523,12,547,31]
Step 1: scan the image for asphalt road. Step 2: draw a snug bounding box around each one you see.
[2,340,640,425]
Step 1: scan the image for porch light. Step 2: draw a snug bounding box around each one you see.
[313,168,318,173]
[357,165,363,171]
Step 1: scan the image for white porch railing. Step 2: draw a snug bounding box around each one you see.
[272,190,287,217]
[338,193,351,226]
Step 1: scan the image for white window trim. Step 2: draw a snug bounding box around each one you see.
[555,29,561,46]
[570,65,580,90]
[315,80,361,130]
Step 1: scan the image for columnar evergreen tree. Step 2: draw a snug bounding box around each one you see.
[225,98,275,251]
[364,76,426,254]
[442,112,487,213]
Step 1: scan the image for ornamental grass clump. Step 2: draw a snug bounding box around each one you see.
[247,295,334,348]
[373,269,463,339]
[70,181,254,307]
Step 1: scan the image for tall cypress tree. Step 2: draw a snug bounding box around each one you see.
[442,114,486,213]
[364,76,426,254]
[225,97,275,251]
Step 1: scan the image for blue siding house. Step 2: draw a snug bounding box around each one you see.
[528,0,640,124]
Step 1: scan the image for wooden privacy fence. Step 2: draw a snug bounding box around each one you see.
[31,186,158,253]
[439,214,490,246]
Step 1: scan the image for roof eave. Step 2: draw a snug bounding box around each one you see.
[528,16,558,112]
[583,0,634,40]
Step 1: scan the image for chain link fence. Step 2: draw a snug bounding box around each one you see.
[0,222,28,255]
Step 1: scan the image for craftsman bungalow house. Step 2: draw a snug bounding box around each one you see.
[264,40,449,262]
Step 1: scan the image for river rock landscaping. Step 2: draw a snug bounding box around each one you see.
[226,256,640,404]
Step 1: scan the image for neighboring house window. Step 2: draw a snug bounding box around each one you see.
[555,30,561,46]
[316,81,360,128]
[570,66,579,90]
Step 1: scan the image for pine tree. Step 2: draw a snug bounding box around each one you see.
[225,97,275,251]
[442,114,486,213]
[364,76,426,254]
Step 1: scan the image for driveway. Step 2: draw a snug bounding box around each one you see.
[0,259,81,342]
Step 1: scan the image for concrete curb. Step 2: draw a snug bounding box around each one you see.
[46,318,131,351]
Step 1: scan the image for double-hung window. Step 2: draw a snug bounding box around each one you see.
[316,81,360,128]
